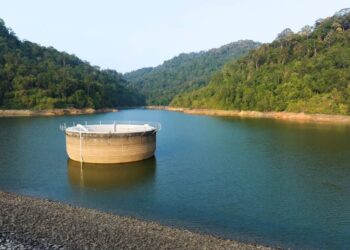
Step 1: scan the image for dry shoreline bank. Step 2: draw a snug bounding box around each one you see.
[0,191,269,249]
[0,108,117,117]
[3,105,348,124]
[146,106,350,124]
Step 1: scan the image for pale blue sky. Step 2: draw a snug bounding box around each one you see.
[0,1,348,73]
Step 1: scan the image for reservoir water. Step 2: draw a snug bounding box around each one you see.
[1,109,350,249]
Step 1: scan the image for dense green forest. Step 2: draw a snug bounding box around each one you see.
[124,40,260,105]
[171,9,350,115]
[0,19,144,109]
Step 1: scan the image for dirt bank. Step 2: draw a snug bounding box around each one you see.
[146,106,350,124]
[0,108,117,117]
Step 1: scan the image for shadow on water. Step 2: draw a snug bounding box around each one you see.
[67,157,156,190]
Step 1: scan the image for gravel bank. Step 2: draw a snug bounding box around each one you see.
[0,191,270,249]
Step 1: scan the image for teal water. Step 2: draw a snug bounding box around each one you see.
[1,109,350,249]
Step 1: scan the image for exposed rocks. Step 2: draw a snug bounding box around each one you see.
[0,232,64,250]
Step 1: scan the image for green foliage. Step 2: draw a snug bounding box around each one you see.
[171,11,350,115]
[124,40,261,105]
[0,19,145,109]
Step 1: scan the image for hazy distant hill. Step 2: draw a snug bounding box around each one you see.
[171,9,350,115]
[0,19,144,109]
[124,40,261,105]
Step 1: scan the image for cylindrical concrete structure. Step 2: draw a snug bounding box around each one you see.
[65,123,160,164]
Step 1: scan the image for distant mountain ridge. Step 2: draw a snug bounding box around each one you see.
[0,18,144,109]
[171,9,350,115]
[124,40,261,105]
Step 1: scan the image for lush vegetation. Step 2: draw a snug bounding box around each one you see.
[0,19,144,109]
[171,9,350,115]
[124,40,260,105]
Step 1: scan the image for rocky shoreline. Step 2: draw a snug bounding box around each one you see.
[0,191,269,249]
[146,106,350,124]
[0,108,117,117]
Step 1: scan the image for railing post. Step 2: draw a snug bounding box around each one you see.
[79,129,83,164]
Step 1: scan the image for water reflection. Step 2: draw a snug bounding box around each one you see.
[68,157,156,190]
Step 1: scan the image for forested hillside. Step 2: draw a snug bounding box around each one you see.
[124,40,260,105]
[0,19,144,109]
[171,9,350,115]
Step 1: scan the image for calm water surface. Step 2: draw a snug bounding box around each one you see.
[1,109,350,249]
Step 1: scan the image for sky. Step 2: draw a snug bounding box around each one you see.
[0,1,348,73]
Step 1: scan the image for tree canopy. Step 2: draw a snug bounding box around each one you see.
[0,19,145,109]
[171,10,350,115]
[124,40,260,105]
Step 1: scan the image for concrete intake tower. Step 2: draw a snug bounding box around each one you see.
[64,122,160,164]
